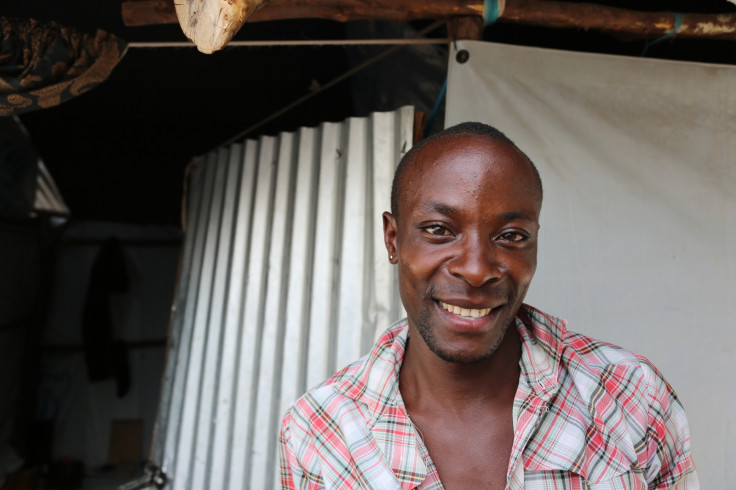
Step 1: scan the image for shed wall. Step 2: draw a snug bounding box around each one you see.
[152,107,413,489]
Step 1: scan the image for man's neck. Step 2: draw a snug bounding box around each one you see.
[397,323,522,489]
[398,325,522,412]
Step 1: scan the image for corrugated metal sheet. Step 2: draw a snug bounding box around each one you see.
[34,159,70,216]
[151,107,413,489]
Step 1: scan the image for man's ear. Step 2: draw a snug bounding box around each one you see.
[382,211,398,264]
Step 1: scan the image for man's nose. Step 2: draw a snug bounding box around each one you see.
[447,235,502,287]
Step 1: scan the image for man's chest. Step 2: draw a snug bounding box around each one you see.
[410,409,514,490]
[365,397,645,490]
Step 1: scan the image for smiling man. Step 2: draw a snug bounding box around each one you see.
[279,122,698,489]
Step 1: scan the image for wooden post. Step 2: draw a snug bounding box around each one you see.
[447,16,484,41]
[413,112,427,144]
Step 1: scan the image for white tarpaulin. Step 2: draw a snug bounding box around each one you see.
[446,40,735,488]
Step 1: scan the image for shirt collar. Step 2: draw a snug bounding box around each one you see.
[515,303,566,398]
[334,318,410,426]
[335,304,567,415]
[332,321,428,489]
[330,307,567,489]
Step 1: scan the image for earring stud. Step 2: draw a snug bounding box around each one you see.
[390,255,394,260]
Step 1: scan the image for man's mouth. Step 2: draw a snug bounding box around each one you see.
[439,301,493,319]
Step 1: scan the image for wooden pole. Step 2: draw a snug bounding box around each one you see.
[503,0,736,41]
[121,0,483,26]
[122,0,736,41]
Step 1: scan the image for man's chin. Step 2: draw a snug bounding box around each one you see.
[416,310,514,365]
[428,345,497,365]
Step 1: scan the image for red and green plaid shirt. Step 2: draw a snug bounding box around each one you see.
[279,304,698,489]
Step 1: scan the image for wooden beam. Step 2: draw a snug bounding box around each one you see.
[122,0,176,26]
[122,0,736,41]
[122,0,484,26]
[503,0,736,41]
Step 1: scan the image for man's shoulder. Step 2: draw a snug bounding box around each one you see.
[520,303,672,402]
[521,303,654,368]
[563,328,649,370]
[280,356,365,432]
[281,318,409,427]
[520,305,696,484]
[310,317,408,392]
[562,329,668,405]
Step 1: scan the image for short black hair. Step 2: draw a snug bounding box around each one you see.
[390,121,543,216]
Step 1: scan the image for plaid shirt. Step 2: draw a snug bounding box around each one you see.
[279,304,698,489]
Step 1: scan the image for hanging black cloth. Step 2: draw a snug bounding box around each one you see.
[81,236,130,398]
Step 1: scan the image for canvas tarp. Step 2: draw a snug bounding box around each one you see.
[446,40,735,488]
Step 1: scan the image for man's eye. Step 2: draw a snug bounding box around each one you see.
[423,225,452,236]
[500,232,527,242]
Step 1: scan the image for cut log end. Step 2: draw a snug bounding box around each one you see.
[175,0,264,53]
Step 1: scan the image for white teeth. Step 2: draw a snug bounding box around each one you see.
[440,302,492,319]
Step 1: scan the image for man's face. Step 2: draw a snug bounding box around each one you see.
[383,134,541,364]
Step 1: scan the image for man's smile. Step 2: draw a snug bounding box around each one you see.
[438,301,492,319]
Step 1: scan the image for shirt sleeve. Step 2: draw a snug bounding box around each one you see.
[639,357,699,489]
[279,409,324,490]
[279,411,303,489]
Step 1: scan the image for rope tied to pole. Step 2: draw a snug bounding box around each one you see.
[642,12,684,55]
[484,0,505,26]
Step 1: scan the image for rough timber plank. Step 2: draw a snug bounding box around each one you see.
[121,0,736,50]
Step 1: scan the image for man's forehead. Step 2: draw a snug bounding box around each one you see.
[411,132,517,166]
[406,134,530,185]
[398,134,541,215]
